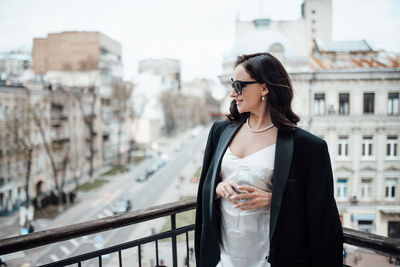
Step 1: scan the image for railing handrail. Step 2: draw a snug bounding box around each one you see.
[1,197,400,259]
[0,197,196,255]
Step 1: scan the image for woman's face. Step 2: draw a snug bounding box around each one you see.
[231,64,268,114]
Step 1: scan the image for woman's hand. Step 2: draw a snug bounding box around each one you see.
[215,180,239,205]
[232,185,272,210]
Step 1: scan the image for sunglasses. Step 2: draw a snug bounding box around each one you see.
[230,78,261,95]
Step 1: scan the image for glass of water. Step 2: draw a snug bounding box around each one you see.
[227,165,251,237]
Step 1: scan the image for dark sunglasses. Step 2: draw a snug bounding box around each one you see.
[230,78,261,95]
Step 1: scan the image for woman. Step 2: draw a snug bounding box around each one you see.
[195,53,343,267]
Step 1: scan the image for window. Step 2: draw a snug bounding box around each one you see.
[5,106,9,120]
[338,136,349,158]
[7,162,12,178]
[362,136,373,158]
[387,136,398,158]
[388,92,399,115]
[337,179,347,200]
[357,214,375,233]
[363,93,374,114]
[339,93,350,115]
[361,179,372,200]
[314,93,325,115]
[385,178,397,199]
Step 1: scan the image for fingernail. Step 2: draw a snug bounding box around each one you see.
[231,195,236,199]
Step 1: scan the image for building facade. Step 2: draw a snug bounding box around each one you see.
[0,82,104,214]
[218,0,400,238]
[32,31,129,165]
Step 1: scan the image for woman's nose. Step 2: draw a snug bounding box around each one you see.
[230,88,238,98]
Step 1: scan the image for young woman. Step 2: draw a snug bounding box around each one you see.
[195,53,343,267]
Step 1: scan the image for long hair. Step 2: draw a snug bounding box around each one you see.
[227,52,299,131]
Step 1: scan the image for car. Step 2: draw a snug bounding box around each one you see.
[136,171,151,182]
[111,198,132,215]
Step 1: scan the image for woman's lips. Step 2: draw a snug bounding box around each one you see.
[235,99,243,105]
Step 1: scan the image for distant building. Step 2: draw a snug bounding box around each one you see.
[0,50,34,83]
[0,83,103,214]
[138,58,181,90]
[133,59,182,144]
[32,31,129,165]
[219,0,400,238]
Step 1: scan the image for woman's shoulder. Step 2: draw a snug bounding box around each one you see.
[210,120,230,134]
[292,127,326,147]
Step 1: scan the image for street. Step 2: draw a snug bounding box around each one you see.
[3,126,209,266]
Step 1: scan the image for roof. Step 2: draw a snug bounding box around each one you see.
[315,39,373,53]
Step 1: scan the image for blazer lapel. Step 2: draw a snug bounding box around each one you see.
[209,120,244,220]
[269,129,294,240]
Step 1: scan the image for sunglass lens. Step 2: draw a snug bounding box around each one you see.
[232,81,242,95]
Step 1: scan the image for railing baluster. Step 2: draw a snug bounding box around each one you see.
[98,255,102,267]
[138,244,142,267]
[186,231,190,267]
[171,214,178,267]
[118,250,122,267]
[78,261,81,267]
[155,239,159,265]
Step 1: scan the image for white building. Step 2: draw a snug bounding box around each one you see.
[219,0,400,238]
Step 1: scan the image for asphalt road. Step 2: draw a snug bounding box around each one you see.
[20,127,209,266]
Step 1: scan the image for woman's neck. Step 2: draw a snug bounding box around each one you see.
[249,112,272,129]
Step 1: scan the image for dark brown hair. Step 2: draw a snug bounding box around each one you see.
[227,52,299,131]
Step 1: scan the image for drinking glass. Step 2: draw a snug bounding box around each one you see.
[227,165,251,237]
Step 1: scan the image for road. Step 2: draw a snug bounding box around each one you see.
[16,126,209,266]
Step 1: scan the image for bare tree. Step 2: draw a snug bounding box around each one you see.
[32,89,70,209]
[8,91,34,224]
[73,86,97,183]
[112,82,133,171]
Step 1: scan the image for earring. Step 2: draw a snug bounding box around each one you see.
[262,96,265,101]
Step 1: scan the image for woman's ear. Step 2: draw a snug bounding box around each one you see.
[262,85,269,95]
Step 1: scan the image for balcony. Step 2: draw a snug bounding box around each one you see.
[0,198,399,266]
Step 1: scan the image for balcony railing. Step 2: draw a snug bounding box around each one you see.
[0,198,399,267]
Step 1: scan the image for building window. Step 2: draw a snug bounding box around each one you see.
[362,136,373,158]
[385,178,397,199]
[361,179,372,200]
[337,179,347,200]
[363,93,374,114]
[339,93,350,115]
[7,162,12,178]
[5,106,9,120]
[314,93,325,115]
[388,92,399,115]
[388,221,400,239]
[338,136,349,158]
[357,214,375,233]
[387,136,398,158]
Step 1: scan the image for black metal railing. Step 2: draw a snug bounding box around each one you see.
[0,197,400,266]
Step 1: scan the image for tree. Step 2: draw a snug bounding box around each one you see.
[73,86,98,183]
[112,81,133,171]
[32,88,71,209]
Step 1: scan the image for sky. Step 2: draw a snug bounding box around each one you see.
[0,0,399,82]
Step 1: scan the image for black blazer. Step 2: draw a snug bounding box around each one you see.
[195,119,343,267]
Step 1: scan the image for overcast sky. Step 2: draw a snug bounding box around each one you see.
[0,0,399,82]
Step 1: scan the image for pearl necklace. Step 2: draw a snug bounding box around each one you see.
[246,118,274,133]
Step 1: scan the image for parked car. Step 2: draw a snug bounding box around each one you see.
[136,171,151,182]
[111,198,132,214]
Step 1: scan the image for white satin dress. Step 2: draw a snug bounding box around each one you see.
[216,144,275,267]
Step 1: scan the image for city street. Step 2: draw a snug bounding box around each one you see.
[2,126,209,266]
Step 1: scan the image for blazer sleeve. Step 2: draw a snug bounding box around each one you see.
[306,140,344,267]
[194,122,217,264]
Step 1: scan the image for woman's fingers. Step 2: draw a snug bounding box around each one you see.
[216,181,240,201]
